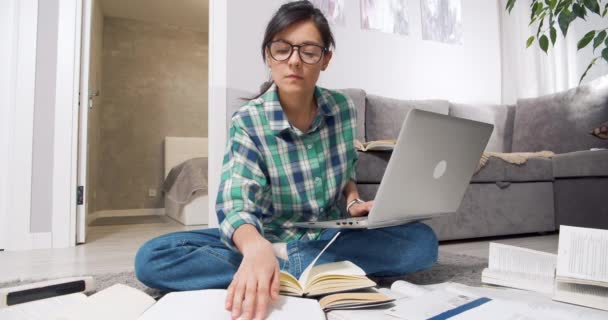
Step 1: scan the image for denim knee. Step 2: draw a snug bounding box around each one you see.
[134,240,162,289]
[393,222,438,274]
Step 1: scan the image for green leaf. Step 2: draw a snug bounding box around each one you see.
[578,31,596,50]
[526,36,536,48]
[556,0,573,14]
[537,15,545,37]
[579,57,599,84]
[549,0,557,10]
[603,47,608,63]
[540,35,549,53]
[573,3,587,19]
[550,26,557,45]
[558,9,576,36]
[603,3,608,17]
[583,0,601,15]
[593,30,607,51]
[506,0,516,13]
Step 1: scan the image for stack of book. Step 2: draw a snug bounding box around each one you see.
[481,225,608,311]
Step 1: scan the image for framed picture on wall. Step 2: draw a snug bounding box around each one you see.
[421,0,463,44]
[360,0,409,36]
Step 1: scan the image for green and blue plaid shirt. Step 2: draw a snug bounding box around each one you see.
[216,84,358,250]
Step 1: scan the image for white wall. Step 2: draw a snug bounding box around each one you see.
[0,0,18,250]
[226,0,502,103]
[31,0,59,233]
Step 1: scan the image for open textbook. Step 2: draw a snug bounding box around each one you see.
[481,242,557,294]
[354,139,396,152]
[279,231,393,309]
[553,225,608,311]
[481,226,608,311]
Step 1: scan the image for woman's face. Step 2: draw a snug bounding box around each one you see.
[266,20,332,95]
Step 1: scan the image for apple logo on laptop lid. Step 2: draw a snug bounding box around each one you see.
[433,160,447,179]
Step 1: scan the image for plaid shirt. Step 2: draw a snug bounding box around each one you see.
[216,84,358,250]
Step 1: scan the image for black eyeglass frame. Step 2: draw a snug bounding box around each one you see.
[266,40,328,65]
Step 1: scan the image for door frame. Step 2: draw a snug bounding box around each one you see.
[53,0,81,248]
[207,0,227,228]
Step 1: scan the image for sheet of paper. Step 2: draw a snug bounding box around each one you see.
[54,284,155,320]
[138,289,325,320]
[446,283,608,319]
[298,231,341,285]
[557,225,608,283]
[389,280,432,298]
[384,289,480,320]
[0,293,87,320]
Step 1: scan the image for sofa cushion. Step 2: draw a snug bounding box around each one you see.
[365,95,449,141]
[512,75,608,153]
[336,88,366,142]
[355,151,390,183]
[356,150,553,183]
[449,103,515,153]
[553,149,608,178]
[472,157,552,182]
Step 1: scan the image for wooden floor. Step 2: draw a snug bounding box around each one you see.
[0,218,559,284]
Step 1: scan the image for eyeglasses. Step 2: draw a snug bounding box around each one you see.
[267,40,327,65]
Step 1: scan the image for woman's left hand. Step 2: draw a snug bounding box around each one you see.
[348,200,374,217]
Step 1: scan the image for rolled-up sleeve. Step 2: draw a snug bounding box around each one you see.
[215,119,269,251]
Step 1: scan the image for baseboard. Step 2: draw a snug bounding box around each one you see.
[87,208,165,226]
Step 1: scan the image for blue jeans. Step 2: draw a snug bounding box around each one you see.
[134,222,438,291]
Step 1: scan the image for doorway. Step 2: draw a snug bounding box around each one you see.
[77,0,210,243]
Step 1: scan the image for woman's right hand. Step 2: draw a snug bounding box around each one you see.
[226,225,281,320]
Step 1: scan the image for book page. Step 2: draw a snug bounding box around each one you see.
[557,226,608,284]
[553,282,608,311]
[307,261,366,282]
[0,293,87,320]
[298,231,341,286]
[138,289,325,320]
[54,284,155,320]
[389,280,431,298]
[384,289,483,320]
[279,272,304,296]
[447,282,608,319]
[488,243,556,276]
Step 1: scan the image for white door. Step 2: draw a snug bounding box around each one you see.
[76,0,94,244]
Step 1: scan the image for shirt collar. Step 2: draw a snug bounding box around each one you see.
[262,83,339,136]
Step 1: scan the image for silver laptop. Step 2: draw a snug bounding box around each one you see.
[293,108,493,229]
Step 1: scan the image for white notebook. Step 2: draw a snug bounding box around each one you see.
[139,289,324,320]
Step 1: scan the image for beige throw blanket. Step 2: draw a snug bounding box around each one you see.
[476,151,555,173]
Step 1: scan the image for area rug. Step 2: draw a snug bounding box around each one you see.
[0,251,487,298]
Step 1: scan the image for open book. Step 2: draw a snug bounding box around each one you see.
[354,139,396,152]
[481,242,557,294]
[480,226,608,311]
[279,260,376,297]
[553,225,608,311]
[278,231,392,309]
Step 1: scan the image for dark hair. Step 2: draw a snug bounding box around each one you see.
[252,1,335,99]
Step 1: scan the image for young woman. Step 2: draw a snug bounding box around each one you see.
[135,2,437,319]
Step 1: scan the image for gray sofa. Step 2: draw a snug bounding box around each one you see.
[226,75,608,241]
[339,75,608,241]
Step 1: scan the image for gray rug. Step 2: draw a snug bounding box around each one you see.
[0,251,487,298]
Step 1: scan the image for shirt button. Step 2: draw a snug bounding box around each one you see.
[307,144,313,150]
